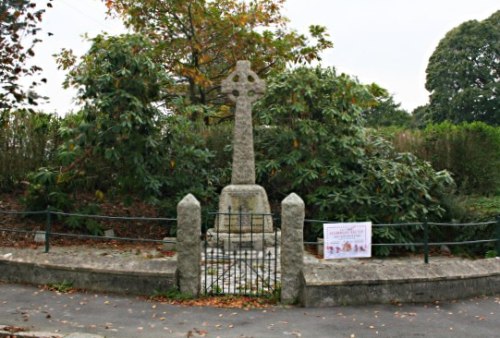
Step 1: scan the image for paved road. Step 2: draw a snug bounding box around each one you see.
[0,282,498,338]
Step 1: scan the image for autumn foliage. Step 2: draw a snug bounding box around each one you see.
[103,0,332,109]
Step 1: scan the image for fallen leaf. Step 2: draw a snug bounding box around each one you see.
[194,328,208,336]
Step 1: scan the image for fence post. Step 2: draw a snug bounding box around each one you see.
[496,216,500,258]
[423,220,429,264]
[281,193,305,304]
[176,194,201,297]
[44,207,51,253]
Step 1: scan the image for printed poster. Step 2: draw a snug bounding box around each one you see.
[323,222,372,259]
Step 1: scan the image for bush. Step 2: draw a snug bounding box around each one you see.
[22,167,72,212]
[154,115,221,216]
[253,67,455,253]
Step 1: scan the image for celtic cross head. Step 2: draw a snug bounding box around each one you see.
[221,61,265,104]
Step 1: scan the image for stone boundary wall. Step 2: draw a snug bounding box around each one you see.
[1,246,499,306]
[301,274,500,307]
[300,258,500,307]
[0,260,176,295]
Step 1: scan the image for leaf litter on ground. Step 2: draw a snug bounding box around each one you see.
[149,294,277,309]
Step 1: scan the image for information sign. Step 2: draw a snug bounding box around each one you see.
[323,222,372,259]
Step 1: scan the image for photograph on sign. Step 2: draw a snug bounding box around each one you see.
[323,222,372,259]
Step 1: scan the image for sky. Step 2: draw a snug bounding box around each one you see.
[26,0,499,115]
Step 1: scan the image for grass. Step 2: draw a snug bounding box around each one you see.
[151,287,195,301]
[45,280,74,293]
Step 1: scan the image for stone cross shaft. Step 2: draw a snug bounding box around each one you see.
[221,60,265,185]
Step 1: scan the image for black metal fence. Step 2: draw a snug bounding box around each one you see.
[202,207,280,297]
[0,209,176,252]
[304,218,500,263]
[2,208,499,266]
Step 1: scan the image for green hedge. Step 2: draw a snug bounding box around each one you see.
[392,122,500,195]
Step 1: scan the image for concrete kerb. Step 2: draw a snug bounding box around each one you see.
[0,325,105,338]
[0,327,104,338]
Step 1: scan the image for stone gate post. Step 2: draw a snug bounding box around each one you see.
[281,193,305,304]
[176,194,201,296]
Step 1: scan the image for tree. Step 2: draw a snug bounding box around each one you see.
[425,10,499,125]
[0,0,51,110]
[410,104,431,128]
[361,84,412,128]
[103,0,332,118]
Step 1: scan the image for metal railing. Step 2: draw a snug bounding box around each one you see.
[2,209,499,264]
[202,207,280,297]
[304,218,500,263]
[0,209,177,253]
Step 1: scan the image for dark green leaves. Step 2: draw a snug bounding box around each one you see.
[59,34,170,197]
[253,67,454,252]
[425,10,499,125]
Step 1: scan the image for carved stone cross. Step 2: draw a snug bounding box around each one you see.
[221,60,265,185]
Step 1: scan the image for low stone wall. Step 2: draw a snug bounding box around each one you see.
[0,246,177,296]
[301,275,500,307]
[0,259,176,296]
[300,257,500,307]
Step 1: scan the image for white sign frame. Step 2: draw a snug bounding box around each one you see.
[323,222,372,259]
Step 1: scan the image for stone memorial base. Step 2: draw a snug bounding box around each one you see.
[205,229,281,251]
[215,184,273,233]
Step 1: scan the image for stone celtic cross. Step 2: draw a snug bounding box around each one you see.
[221,60,265,185]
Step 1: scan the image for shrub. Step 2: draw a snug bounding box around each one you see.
[253,67,455,253]
[22,167,72,212]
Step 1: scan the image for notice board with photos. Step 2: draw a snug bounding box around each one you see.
[323,222,372,259]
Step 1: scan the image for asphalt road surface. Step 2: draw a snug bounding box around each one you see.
[0,282,498,337]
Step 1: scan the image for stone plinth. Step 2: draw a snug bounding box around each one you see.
[206,229,281,251]
[216,184,273,233]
